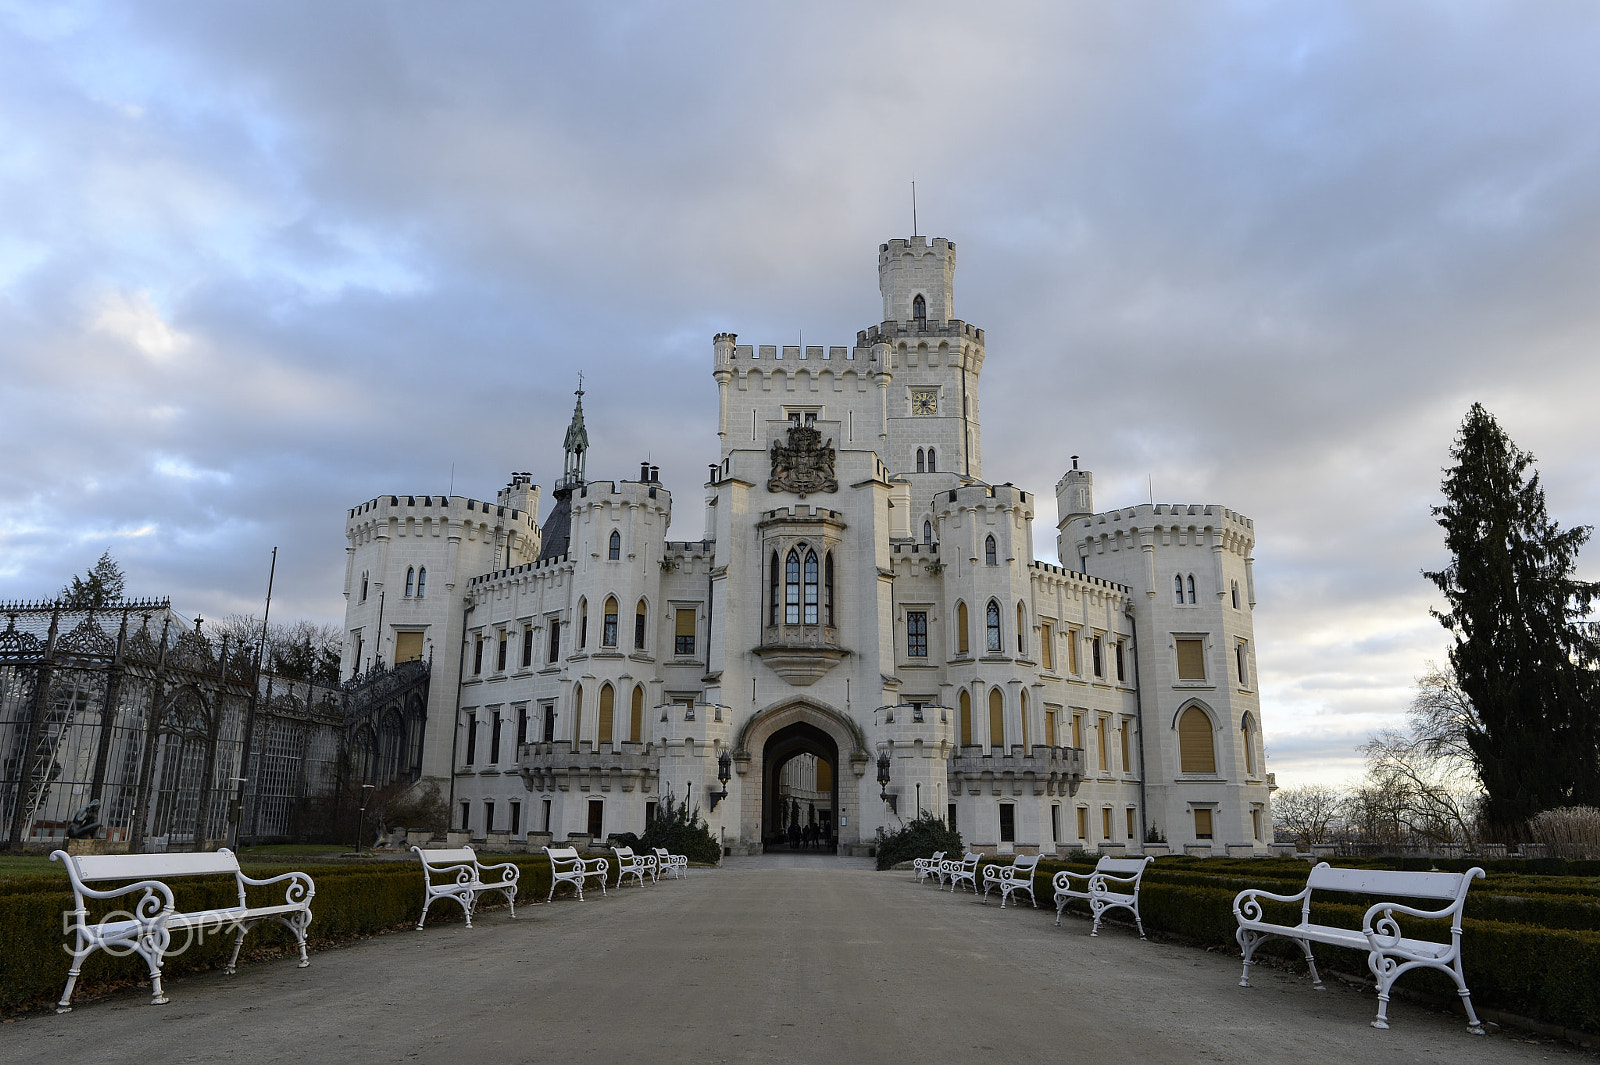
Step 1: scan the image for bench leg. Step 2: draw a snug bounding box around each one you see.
[417,896,434,930]
[288,911,312,967]
[224,921,249,975]
[56,941,92,1013]
[1301,940,1323,989]
[1089,901,1104,936]
[1132,901,1146,940]
[1236,927,1261,987]
[504,889,518,919]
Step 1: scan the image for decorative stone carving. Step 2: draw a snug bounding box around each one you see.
[768,425,837,497]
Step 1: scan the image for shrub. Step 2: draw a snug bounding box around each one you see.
[873,813,962,871]
[1528,806,1600,859]
[639,791,721,865]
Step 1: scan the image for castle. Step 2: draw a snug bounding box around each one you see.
[339,234,1273,856]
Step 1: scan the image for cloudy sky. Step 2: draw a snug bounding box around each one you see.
[3,2,1597,788]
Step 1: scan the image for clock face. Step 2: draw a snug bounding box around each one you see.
[911,389,938,416]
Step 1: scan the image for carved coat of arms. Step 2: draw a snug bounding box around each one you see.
[768,424,838,497]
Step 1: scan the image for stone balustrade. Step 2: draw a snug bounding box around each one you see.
[517,740,657,794]
[948,745,1084,798]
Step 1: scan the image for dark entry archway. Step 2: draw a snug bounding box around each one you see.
[762,721,838,853]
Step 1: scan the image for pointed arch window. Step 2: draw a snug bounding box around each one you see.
[926,447,935,472]
[824,552,834,627]
[989,688,1005,749]
[985,535,998,566]
[405,567,415,597]
[923,520,933,545]
[1232,580,1241,609]
[631,685,645,742]
[578,598,588,649]
[959,689,973,746]
[635,598,648,650]
[608,529,621,561]
[1178,706,1216,774]
[1019,689,1030,748]
[416,567,426,598]
[361,573,369,601]
[1187,574,1197,603]
[986,600,1002,652]
[912,293,926,322]
[598,683,615,745]
[803,549,819,624]
[956,602,970,655]
[1017,602,1027,654]
[571,683,584,744]
[1241,712,1258,776]
[1174,574,1184,604]
[602,595,619,647]
[769,551,780,626]
[916,448,925,473]
[785,548,802,624]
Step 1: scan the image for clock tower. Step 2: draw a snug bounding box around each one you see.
[875,235,985,485]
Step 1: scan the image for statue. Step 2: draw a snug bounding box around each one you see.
[66,799,102,840]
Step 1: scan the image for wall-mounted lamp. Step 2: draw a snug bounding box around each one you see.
[876,747,897,816]
[709,749,732,812]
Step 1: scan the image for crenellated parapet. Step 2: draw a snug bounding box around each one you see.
[346,493,541,555]
[517,740,657,795]
[949,745,1085,798]
[1070,502,1255,561]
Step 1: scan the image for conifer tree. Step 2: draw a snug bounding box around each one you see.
[59,551,126,608]
[1424,404,1600,827]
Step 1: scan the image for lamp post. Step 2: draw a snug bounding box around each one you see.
[356,784,376,855]
[876,747,897,816]
[709,749,732,812]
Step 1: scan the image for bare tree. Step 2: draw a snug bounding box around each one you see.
[1353,662,1484,848]
[1272,784,1346,849]
[207,614,342,686]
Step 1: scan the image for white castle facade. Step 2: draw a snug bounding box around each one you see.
[339,235,1273,856]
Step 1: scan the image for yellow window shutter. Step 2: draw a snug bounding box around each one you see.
[1175,638,1206,681]
[1178,707,1216,774]
[675,609,696,638]
[394,631,424,663]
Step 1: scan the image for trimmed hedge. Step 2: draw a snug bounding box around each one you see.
[979,855,1600,1033]
[0,853,615,1013]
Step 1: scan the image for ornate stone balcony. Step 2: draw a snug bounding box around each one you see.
[754,623,847,686]
[517,740,657,794]
[948,745,1085,798]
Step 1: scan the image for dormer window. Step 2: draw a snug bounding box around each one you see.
[912,294,926,322]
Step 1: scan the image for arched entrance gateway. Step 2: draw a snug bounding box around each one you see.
[735,701,867,854]
[762,722,838,851]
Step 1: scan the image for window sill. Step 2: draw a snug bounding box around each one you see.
[1174,681,1215,690]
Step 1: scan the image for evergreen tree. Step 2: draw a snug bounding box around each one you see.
[1424,404,1600,826]
[59,551,126,608]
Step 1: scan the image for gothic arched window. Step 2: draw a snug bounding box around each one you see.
[923,520,933,545]
[1232,580,1241,609]
[956,602,970,655]
[635,599,647,649]
[926,447,935,472]
[405,567,414,597]
[1187,574,1197,603]
[785,548,802,624]
[824,552,834,627]
[916,448,925,473]
[1016,601,1027,654]
[986,600,1002,652]
[416,567,426,598]
[985,535,998,566]
[912,293,926,322]
[602,596,619,647]
[1178,706,1216,774]
[1174,574,1185,604]
[770,551,780,625]
[608,529,621,561]
[803,549,819,624]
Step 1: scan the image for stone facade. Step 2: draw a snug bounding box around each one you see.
[340,234,1273,856]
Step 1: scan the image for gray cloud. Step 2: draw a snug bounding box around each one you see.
[3,1,1597,788]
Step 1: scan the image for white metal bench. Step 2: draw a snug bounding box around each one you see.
[943,852,981,894]
[982,853,1042,908]
[652,847,689,880]
[545,845,609,901]
[1233,862,1487,1033]
[1053,855,1154,937]
[50,847,314,1013]
[412,846,519,929]
[612,846,656,888]
[913,850,947,884]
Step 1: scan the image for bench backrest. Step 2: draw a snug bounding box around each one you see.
[1010,854,1041,874]
[1094,856,1153,879]
[415,847,477,866]
[61,848,243,884]
[1306,862,1483,903]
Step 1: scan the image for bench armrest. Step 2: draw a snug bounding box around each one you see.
[476,860,520,885]
[1087,872,1140,895]
[581,857,610,875]
[1052,869,1091,891]
[1233,885,1310,922]
[1362,900,1463,949]
[238,870,316,906]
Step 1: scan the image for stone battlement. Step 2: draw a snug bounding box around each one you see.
[347,493,538,529]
